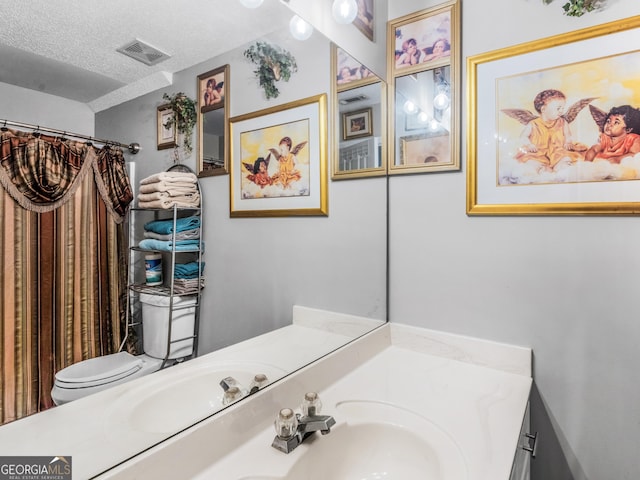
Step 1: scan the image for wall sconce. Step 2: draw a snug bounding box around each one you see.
[289,15,314,40]
[239,0,264,8]
[332,0,358,24]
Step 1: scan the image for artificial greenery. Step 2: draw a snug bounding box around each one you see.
[243,42,298,99]
[543,0,598,16]
[162,92,197,156]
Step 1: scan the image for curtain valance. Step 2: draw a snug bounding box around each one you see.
[0,129,133,222]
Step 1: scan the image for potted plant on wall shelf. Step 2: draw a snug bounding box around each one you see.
[243,42,298,99]
[162,92,197,159]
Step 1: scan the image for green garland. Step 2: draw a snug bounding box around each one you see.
[544,0,598,17]
[162,92,197,156]
[244,42,298,99]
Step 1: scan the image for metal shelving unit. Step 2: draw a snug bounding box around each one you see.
[122,168,203,369]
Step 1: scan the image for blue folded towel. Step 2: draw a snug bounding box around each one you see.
[174,262,205,279]
[144,216,201,235]
[138,238,200,252]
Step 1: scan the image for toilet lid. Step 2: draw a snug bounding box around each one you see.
[55,352,144,387]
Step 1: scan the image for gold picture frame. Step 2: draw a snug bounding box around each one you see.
[387,0,460,175]
[467,16,640,215]
[229,94,328,217]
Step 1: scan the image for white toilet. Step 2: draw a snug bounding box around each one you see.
[51,293,197,405]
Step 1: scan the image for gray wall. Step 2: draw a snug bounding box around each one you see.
[95,27,387,354]
[0,82,94,133]
[388,1,640,479]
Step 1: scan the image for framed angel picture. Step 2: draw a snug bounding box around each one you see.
[229,94,328,217]
[467,16,640,215]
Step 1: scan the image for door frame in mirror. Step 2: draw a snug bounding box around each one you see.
[387,0,460,175]
[197,64,230,177]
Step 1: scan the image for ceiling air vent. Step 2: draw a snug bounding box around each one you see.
[117,39,170,66]
[339,94,368,105]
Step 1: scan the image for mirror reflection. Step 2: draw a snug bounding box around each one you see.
[0,0,387,476]
[332,45,387,179]
[394,67,451,167]
[335,82,386,177]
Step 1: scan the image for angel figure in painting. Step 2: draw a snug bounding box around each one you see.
[242,154,273,188]
[584,104,640,164]
[269,136,307,189]
[501,89,596,172]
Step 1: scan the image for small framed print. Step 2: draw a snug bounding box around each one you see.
[342,108,372,141]
[157,104,176,150]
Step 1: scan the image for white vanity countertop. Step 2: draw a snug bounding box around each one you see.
[0,310,365,480]
[99,322,532,480]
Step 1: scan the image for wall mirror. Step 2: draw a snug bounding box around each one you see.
[332,44,387,179]
[0,1,388,477]
[284,0,388,81]
[387,0,460,174]
[197,64,229,177]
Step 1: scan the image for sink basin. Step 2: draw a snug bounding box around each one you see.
[236,400,467,480]
[107,361,287,435]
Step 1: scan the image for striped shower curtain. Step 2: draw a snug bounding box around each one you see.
[0,129,133,425]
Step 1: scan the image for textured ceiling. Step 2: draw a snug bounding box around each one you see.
[0,0,291,112]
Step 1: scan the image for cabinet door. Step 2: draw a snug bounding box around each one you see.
[510,402,531,480]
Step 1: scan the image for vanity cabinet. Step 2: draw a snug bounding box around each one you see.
[510,402,534,480]
[125,193,203,367]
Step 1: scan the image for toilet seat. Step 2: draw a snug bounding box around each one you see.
[54,352,144,389]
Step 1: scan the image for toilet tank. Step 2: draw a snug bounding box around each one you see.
[139,293,197,360]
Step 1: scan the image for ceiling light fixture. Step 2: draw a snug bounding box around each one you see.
[239,0,264,8]
[403,100,418,115]
[289,15,313,40]
[332,0,358,24]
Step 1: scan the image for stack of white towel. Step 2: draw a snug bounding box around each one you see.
[138,171,200,209]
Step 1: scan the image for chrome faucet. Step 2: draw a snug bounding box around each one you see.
[219,374,269,405]
[271,392,336,454]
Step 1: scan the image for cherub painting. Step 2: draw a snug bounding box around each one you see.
[501,90,595,171]
[239,119,310,199]
[496,50,640,186]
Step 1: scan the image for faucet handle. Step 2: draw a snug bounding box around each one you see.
[275,408,298,439]
[248,373,269,394]
[222,386,243,405]
[301,392,322,417]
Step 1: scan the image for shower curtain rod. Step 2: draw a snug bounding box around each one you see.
[1,118,140,154]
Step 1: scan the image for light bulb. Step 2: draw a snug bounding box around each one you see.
[403,100,418,115]
[417,111,429,123]
[433,92,450,110]
[239,0,264,7]
[289,15,313,41]
[332,0,358,24]
[429,118,440,131]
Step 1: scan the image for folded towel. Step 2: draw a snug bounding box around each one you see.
[171,277,205,295]
[138,238,200,252]
[137,192,200,209]
[144,216,201,235]
[174,261,205,279]
[137,191,199,202]
[138,198,199,209]
[139,181,198,195]
[140,171,198,185]
[144,228,200,241]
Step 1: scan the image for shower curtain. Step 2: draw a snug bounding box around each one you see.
[0,128,133,425]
